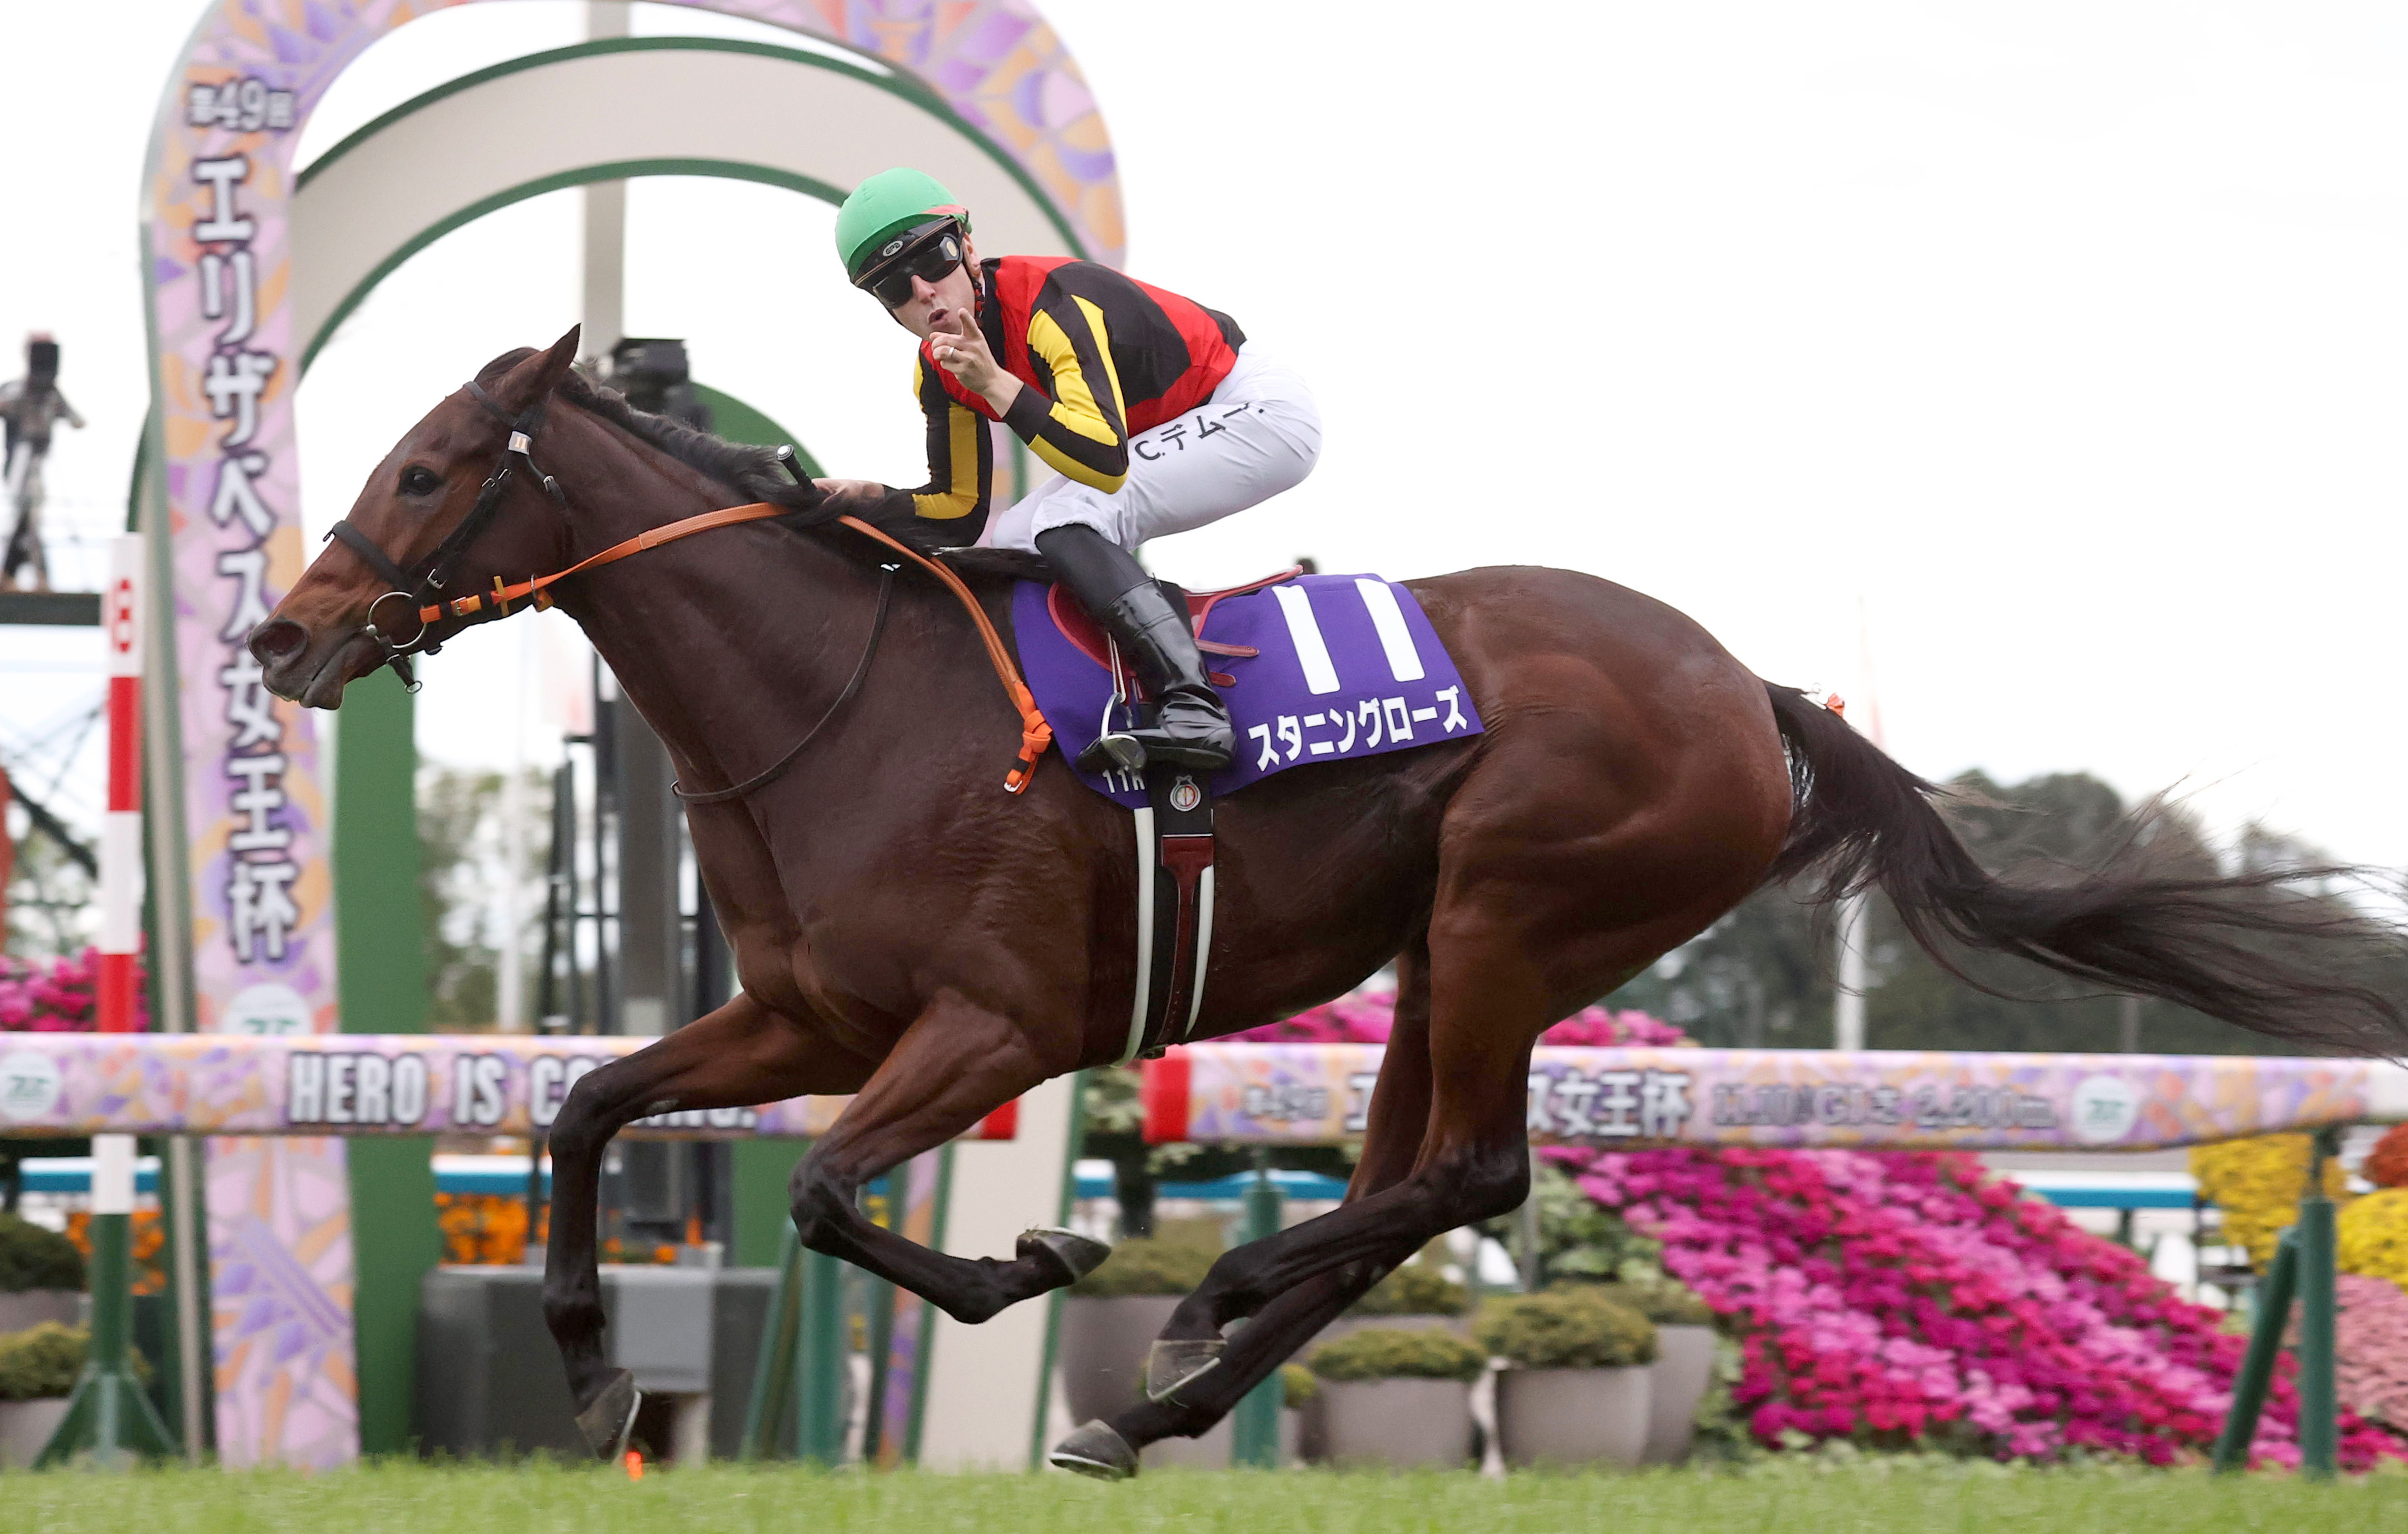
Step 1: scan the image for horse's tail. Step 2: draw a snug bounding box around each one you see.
[1760,682,2407,1054]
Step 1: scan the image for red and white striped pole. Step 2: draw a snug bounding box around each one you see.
[95,534,143,1227]
[44,535,175,1466]
[99,534,142,1042]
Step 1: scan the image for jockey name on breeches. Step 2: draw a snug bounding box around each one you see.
[978,346,1322,555]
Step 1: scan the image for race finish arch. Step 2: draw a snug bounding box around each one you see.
[138,1,1121,1469]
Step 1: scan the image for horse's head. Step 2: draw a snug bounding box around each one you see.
[251,326,584,708]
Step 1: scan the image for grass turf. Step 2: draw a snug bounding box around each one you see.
[8,1460,2407,1534]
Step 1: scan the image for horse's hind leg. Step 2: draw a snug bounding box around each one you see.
[1052,940,1444,1477]
[542,992,872,1455]
[786,990,1108,1324]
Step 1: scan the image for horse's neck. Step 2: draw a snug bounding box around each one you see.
[546,420,887,787]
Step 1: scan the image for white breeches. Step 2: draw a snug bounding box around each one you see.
[978,344,1322,555]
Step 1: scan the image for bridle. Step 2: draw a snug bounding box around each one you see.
[319,376,1055,795]
[326,378,566,688]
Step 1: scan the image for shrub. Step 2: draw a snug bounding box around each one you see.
[0,1323,150,1400]
[1348,1261,1469,1317]
[1475,1289,1658,1370]
[1310,1326,1488,1383]
[2338,1187,2408,1292]
[1068,1236,1216,1297]
[2365,1125,2408,1191]
[1562,1278,1715,1328]
[1278,1362,1318,1407]
[2191,1135,2351,1269]
[1565,1144,2406,1469]
[0,1212,85,1293]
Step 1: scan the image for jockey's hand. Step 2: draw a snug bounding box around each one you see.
[812,478,888,504]
[929,310,1023,415]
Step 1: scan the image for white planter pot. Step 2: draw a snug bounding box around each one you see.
[0,1397,73,1468]
[1642,1325,1716,1464]
[1494,1366,1650,1468]
[1056,1295,1184,1426]
[1319,1377,1474,1469]
[0,1290,82,1333]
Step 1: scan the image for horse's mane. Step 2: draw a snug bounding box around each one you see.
[473,349,1048,583]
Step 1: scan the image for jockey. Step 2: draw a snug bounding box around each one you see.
[821,168,1321,775]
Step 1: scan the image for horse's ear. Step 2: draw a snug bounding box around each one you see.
[495,325,582,413]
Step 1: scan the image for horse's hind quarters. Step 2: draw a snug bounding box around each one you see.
[574,1368,641,1462]
[1019,1225,1112,1287]
[1144,1337,1226,1402]
[1049,1419,1141,1480]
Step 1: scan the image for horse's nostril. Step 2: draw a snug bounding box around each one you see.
[249,618,308,665]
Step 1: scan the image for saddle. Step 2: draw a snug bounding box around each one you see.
[1042,567,1301,696]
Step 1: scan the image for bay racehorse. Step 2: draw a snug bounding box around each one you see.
[252,329,2405,1477]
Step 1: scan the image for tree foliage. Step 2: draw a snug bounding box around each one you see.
[1610,769,2393,1055]
[416,765,548,1031]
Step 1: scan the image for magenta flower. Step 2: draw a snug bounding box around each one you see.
[0,947,147,1033]
[1229,989,1691,1048]
[1559,1143,2406,1468]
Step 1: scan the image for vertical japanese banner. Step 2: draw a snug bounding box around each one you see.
[143,44,358,1469]
[138,0,1122,1468]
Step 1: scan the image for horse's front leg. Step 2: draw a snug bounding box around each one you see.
[787,988,1108,1324]
[541,992,871,1457]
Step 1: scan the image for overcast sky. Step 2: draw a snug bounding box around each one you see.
[7,2,2408,876]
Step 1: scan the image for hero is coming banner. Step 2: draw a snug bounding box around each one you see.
[143,0,1122,1470]
[0,1032,1020,1142]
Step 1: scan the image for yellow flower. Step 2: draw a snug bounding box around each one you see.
[2189,1134,2350,1269]
[2338,1188,2408,1293]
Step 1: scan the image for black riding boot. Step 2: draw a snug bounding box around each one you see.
[1035,524,1235,774]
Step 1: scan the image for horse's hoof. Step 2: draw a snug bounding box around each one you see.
[575,1369,642,1462]
[1145,1337,1225,1403]
[1049,1420,1139,1480]
[1020,1226,1111,1288]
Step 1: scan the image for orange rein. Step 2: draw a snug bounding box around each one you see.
[421,502,1054,793]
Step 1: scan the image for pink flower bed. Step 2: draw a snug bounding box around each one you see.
[2340,1273,2408,1432]
[1560,1144,2407,1469]
[1230,988,1691,1047]
[0,947,142,1032]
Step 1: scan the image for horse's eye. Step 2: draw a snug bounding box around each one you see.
[400,466,442,498]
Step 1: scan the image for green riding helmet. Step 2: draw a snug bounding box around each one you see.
[837,167,972,284]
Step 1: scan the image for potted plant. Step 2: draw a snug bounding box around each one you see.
[1307,1326,1486,1469]
[1291,1259,1472,1461]
[1474,1288,1657,1468]
[0,1212,84,1333]
[1573,1280,1717,1462]
[1057,1236,1217,1428]
[1277,1363,1314,1464]
[1331,1260,1470,1336]
[0,1323,90,1466]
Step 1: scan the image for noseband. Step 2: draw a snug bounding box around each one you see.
[325,378,566,687]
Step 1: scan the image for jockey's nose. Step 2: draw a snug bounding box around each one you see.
[249,616,309,666]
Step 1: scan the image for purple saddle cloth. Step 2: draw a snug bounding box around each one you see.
[1011,572,1486,808]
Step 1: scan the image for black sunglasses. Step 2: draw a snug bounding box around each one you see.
[862,232,965,308]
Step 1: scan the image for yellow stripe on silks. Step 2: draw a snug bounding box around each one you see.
[1071,296,1129,437]
[914,403,983,520]
[1026,306,1123,448]
[1028,433,1128,492]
